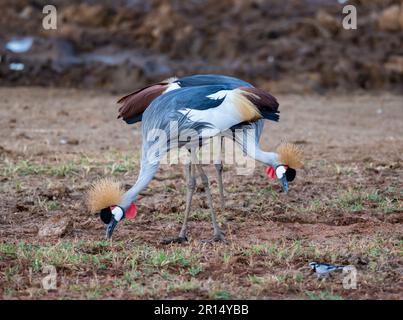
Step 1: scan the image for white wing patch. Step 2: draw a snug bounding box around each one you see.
[179,90,243,137]
[163,76,178,83]
[164,82,181,93]
[207,90,231,100]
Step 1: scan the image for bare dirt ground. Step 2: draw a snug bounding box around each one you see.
[0,87,402,300]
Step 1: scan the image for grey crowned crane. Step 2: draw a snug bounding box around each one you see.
[117,74,257,210]
[88,75,303,243]
[117,74,294,210]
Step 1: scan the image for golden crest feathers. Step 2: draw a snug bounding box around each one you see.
[86,178,124,213]
[277,143,303,169]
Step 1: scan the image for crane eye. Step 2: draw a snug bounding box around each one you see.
[275,166,286,179]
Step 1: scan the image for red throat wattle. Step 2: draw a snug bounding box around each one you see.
[266,165,288,179]
[266,166,276,179]
[125,203,137,219]
[111,203,137,220]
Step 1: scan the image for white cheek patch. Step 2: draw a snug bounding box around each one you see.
[112,206,124,221]
[276,166,286,179]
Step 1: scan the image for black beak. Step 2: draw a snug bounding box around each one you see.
[106,218,119,239]
[279,175,289,193]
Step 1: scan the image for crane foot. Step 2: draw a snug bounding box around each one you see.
[160,236,188,245]
[201,230,227,244]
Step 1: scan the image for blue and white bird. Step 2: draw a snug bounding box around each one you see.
[118,74,264,210]
[117,75,300,204]
[309,262,345,278]
[90,74,303,242]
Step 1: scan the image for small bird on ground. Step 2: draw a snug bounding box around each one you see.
[309,262,345,278]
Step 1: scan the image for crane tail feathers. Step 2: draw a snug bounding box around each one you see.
[236,87,280,123]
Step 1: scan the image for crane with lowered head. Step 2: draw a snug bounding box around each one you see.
[87,75,303,243]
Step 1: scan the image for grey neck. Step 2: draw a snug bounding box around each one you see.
[254,148,280,168]
[231,126,280,168]
[119,159,159,211]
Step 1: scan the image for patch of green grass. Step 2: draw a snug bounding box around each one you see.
[5,266,20,281]
[1,227,400,299]
[168,280,200,293]
[223,252,231,264]
[226,186,238,193]
[334,188,364,212]
[294,273,304,283]
[257,187,273,195]
[122,270,142,288]
[367,246,382,258]
[334,164,356,176]
[123,219,138,225]
[3,160,47,176]
[2,159,79,177]
[248,275,264,285]
[366,190,381,202]
[149,251,172,267]
[210,290,232,300]
[243,244,267,257]
[50,163,78,177]
[350,203,363,212]
[105,163,131,175]
[46,200,60,211]
[192,209,210,221]
[149,211,179,223]
[307,199,326,212]
[305,290,344,300]
[363,190,400,213]
[86,286,108,300]
[0,243,18,256]
[2,241,125,274]
[147,248,196,269]
[179,185,187,194]
[128,282,147,297]
[378,198,401,214]
[15,180,23,192]
[1,152,142,179]
[188,265,203,276]
[262,241,306,261]
[159,271,172,280]
[329,188,400,214]
[3,288,17,298]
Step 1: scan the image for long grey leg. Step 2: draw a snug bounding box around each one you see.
[196,164,226,243]
[215,136,225,209]
[161,156,196,244]
[178,163,196,239]
[214,162,225,209]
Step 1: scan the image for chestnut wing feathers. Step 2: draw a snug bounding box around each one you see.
[117,81,279,125]
[117,83,168,124]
